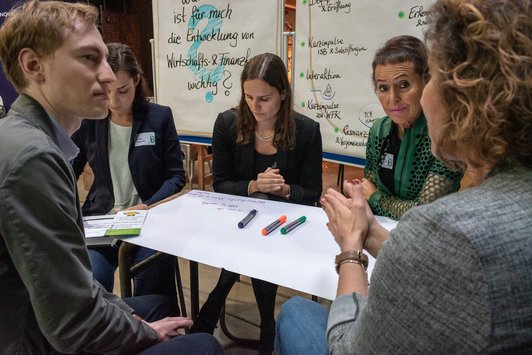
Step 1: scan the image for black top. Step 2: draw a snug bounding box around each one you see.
[378,124,401,195]
[254,152,278,176]
[211,109,323,206]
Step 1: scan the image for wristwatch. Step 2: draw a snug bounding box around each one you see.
[284,185,291,200]
[335,250,368,274]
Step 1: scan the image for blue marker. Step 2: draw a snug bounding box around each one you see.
[238,209,257,228]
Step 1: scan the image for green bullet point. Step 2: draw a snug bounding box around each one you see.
[334,127,340,133]
[301,101,305,108]
[299,72,304,78]
[398,10,405,19]
[300,41,305,47]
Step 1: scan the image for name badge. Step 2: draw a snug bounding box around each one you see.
[381,153,394,169]
[135,132,156,146]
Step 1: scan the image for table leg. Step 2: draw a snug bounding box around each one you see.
[189,260,199,321]
[337,163,345,193]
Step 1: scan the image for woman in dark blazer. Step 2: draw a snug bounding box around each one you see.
[211,108,322,206]
[72,43,185,312]
[73,103,185,214]
[190,53,323,354]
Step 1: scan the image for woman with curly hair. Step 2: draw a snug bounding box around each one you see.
[276,0,532,353]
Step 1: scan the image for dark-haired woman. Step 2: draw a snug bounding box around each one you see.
[72,43,185,312]
[190,53,323,354]
[362,35,462,220]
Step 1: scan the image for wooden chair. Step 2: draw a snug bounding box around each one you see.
[195,145,213,190]
[179,143,212,191]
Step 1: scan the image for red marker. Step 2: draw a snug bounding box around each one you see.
[261,215,287,236]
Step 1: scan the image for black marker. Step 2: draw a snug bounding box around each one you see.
[238,209,257,228]
[280,216,307,234]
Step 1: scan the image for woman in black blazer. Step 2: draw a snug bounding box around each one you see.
[190,53,323,354]
[72,43,185,313]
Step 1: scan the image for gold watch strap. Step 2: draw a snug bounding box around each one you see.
[336,258,365,273]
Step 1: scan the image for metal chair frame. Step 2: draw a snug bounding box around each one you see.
[118,242,188,317]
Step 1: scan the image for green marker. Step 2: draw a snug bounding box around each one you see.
[281,216,307,234]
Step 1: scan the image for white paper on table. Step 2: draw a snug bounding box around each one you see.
[122,190,398,300]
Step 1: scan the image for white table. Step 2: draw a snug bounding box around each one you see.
[121,190,397,303]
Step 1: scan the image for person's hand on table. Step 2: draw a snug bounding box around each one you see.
[361,178,377,200]
[148,317,193,341]
[124,203,149,210]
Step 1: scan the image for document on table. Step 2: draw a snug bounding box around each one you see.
[83,215,115,246]
[83,211,148,246]
[83,215,115,238]
[104,210,148,237]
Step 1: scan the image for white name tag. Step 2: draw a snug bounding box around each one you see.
[381,153,394,169]
[135,132,156,146]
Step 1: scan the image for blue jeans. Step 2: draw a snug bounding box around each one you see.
[89,245,178,314]
[123,295,223,355]
[275,296,329,355]
[138,333,224,355]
